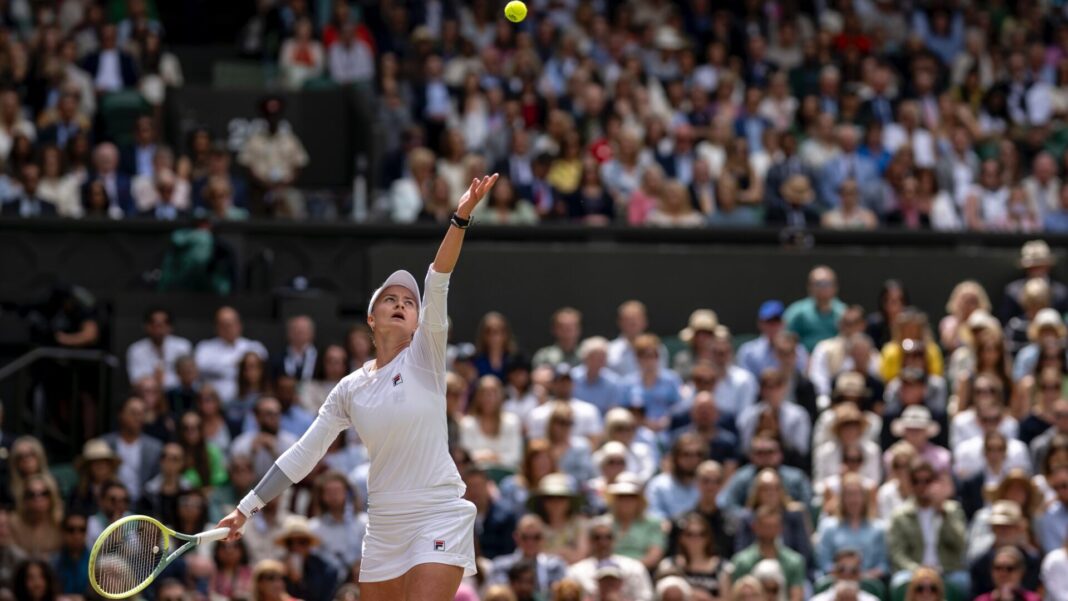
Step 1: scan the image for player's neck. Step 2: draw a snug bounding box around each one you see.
[372,336,411,369]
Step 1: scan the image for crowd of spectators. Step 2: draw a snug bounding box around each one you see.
[3,238,1068,601]
[11,0,1068,226]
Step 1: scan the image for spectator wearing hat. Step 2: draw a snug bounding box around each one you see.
[460,375,523,470]
[813,372,883,452]
[884,406,951,475]
[1005,279,1053,356]
[969,503,1042,597]
[673,309,721,381]
[969,467,1045,558]
[601,408,657,484]
[720,433,813,515]
[766,173,821,227]
[881,365,950,447]
[607,300,667,380]
[1001,241,1068,323]
[730,506,806,601]
[566,517,653,601]
[570,337,624,416]
[808,307,878,404]
[813,403,881,485]
[529,473,587,565]
[887,458,969,598]
[605,473,664,571]
[736,368,812,460]
[1012,308,1067,382]
[488,515,567,596]
[739,301,809,380]
[785,266,848,353]
[952,392,1031,480]
[66,438,122,517]
[532,308,583,370]
[645,434,707,521]
[621,334,683,432]
[250,558,297,601]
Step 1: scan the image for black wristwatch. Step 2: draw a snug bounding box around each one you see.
[450,213,472,229]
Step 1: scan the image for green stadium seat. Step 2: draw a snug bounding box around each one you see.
[99,91,149,146]
[485,465,515,485]
[302,76,338,91]
[212,61,271,89]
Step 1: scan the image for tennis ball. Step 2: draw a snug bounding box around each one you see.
[504,0,527,23]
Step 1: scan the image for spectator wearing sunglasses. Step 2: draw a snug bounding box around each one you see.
[250,559,296,601]
[968,502,1041,597]
[51,512,89,597]
[1036,466,1068,553]
[811,550,882,601]
[271,515,340,601]
[952,394,1031,480]
[974,546,1040,601]
[566,516,653,601]
[903,567,945,601]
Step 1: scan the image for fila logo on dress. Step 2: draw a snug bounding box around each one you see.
[433,539,446,551]
[392,374,403,387]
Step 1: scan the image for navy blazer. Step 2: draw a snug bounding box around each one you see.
[80,51,139,89]
[82,173,135,216]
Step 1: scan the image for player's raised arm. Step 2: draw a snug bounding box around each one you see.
[431,173,498,274]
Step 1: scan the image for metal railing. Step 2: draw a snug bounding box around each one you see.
[0,347,120,459]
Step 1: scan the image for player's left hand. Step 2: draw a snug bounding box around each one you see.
[456,173,499,220]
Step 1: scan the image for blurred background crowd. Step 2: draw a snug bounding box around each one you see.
[5,0,1068,601]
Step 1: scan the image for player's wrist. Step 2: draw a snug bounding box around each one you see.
[237,490,265,518]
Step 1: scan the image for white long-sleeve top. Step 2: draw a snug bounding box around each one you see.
[276,266,465,503]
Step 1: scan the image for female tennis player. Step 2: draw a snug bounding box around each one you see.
[216,174,499,600]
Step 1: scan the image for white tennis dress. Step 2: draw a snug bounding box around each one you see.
[274,266,476,582]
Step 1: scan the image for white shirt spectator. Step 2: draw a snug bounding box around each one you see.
[953,436,1031,480]
[125,334,192,389]
[115,437,143,502]
[812,408,882,451]
[193,336,268,403]
[328,39,375,84]
[1042,546,1068,601]
[811,439,882,484]
[459,412,523,469]
[949,410,1018,450]
[95,49,123,92]
[526,399,604,441]
[567,554,653,601]
[883,125,936,167]
[714,366,759,418]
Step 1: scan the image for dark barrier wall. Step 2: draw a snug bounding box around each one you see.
[2,219,1066,359]
[164,85,375,188]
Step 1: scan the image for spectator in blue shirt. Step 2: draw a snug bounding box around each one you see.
[785,266,848,352]
[1042,184,1068,233]
[1036,465,1068,553]
[571,336,624,416]
[738,300,809,378]
[645,433,707,520]
[52,512,90,598]
[622,334,683,432]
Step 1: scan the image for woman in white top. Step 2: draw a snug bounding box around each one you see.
[459,375,523,469]
[218,174,500,601]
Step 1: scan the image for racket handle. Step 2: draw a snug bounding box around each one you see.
[196,527,233,544]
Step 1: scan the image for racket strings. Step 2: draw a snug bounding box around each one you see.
[93,519,167,596]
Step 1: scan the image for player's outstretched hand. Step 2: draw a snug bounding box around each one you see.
[456,173,499,219]
[216,508,247,542]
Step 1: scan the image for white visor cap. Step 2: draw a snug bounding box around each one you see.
[367,270,421,317]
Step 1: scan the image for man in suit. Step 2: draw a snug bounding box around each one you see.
[657,123,698,186]
[858,63,898,127]
[887,458,969,598]
[766,173,820,227]
[103,396,162,504]
[137,169,190,221]
[120,115,158,178]
[272,315,317,382]
[82,142,134,216]
[764,132,817,209]
[36,90,89,149]
[80,23,138,93]
[493,129,534,201]
[1,163,58,217]
[818,124,880,209]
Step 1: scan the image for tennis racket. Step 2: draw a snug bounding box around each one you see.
[88,515,234,599]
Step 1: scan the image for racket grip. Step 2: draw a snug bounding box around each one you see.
[196,527,233,544]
